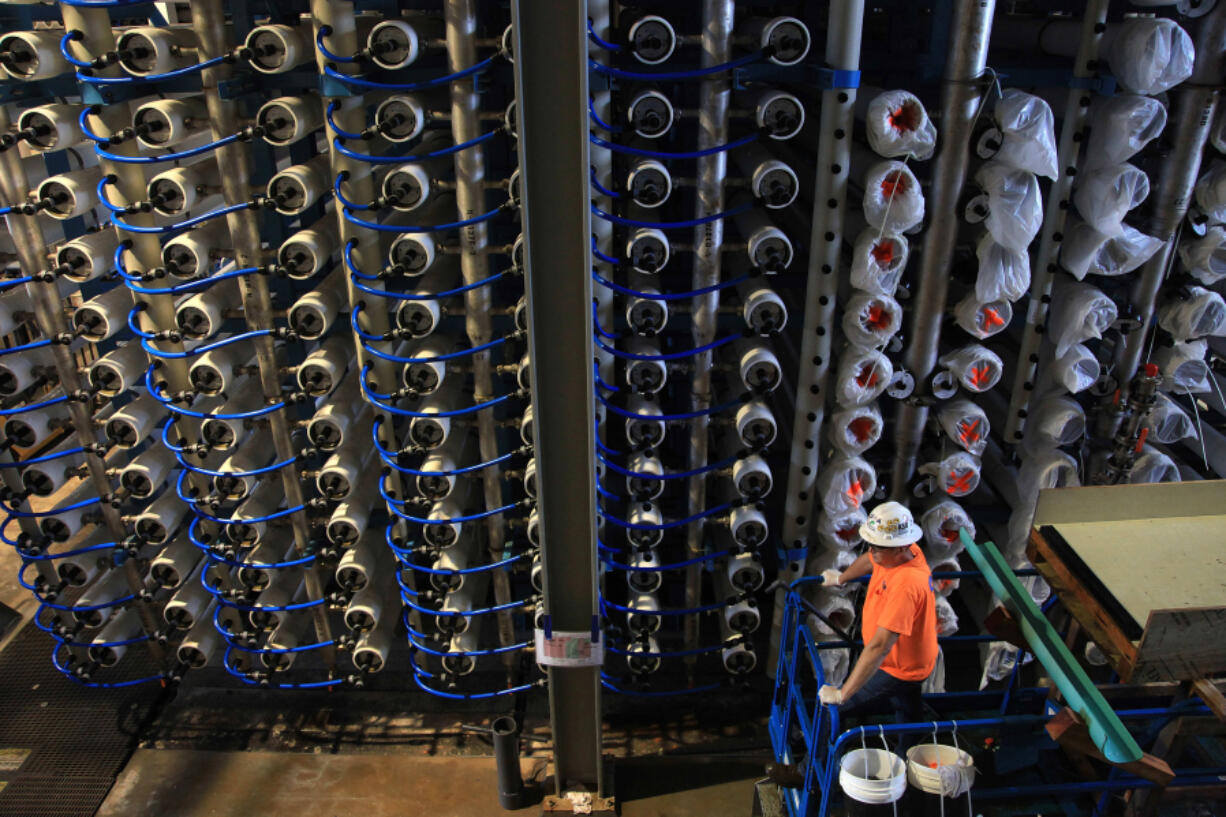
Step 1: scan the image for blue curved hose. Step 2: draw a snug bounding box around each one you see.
[322,55,498,91]
[590,132,758,160]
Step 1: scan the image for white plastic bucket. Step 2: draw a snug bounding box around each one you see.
[905,744,975,796]
[840,747,907,805]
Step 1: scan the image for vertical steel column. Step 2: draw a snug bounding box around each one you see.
[0,106,164,655]
[444,0,515,655]
[189,1,334,660]
[889,0,995,498]
[683,0,734,658]
[767,1,864,677]
[510,0,605,799]
[1003,1,1108,443]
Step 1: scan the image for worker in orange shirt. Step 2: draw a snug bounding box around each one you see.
[818,502,938,739]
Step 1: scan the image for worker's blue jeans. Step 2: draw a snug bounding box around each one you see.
[838,669,923,751]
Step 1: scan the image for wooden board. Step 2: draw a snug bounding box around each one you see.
[1047,517,1226,629]
[1130,608,1226,684]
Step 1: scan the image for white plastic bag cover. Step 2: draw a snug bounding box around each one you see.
[1153,340,1210,392]
[920,500,974,556]
[1131,446,1182,484]
[954,293,1012,340]
[816,509,868,549]
[980,643,1033,687]
[1179,226,1226,286]
[1007,447,1080,556]
[1193,161,1226,225]
[975,162,1043,251]
[816,455,877,515]
[1073,163,1150,237]
[1084,94,1168,171]
[849,229,909,295]
[974,233,1031,303]
[862,160,925,233]
[829,403,883,457]
[930,558,962,597]
[923,649,947,694]
[1105,17,1195,96]
[1026,396,1087,448]
[841,292,902,349]
[809,546,858,578]
[918,452,981,497]
[1053,343,1100,394]
[1157,286,1226,341]
[938,399,990,456]
[1146,393,1195,443]
[939,344,1003,393]
[991,89,1058,180]
[934,598,959,638]
[1061,220,1164,281]
[864,90,937,161]
[834,348,893,408]
[1049,279,1118,356]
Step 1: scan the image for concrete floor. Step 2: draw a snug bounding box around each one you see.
[96,749,767,817]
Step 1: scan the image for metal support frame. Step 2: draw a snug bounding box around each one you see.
[769,0,865,677]
[510,0,605,800]
[1003,0,1109,443]
[189,0,335,662]
[889,0,995,499]
[443,0,516,658]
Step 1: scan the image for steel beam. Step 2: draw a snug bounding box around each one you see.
[509,0,605,800]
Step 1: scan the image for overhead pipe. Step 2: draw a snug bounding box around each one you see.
[444,0,517,660]
[768,0,864,679]
[1002,1,1109,444]
[889,0,996,499]
[684,0,734,658]
[189,0,334,662]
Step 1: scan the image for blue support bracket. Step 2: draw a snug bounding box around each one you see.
[958,528,1144,765]
[733,64,860,91]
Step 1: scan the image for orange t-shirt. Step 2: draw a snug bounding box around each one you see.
[860,545,938,682]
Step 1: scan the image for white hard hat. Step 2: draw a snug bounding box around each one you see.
[859,501,923,547]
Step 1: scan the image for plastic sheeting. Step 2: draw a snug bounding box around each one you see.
[841,292,902,349]
[990,90,1058,180]
[834,348,894,408]
[975,162,1043,251]
[1052,343,1100,394]
[1145,393,1196,443]
[1048,279,1118,356]
[974,233,1031,303]
[1193,161,1226,225]
[1179,226,1226,286]
[829,403,884,457]
[920,500,973,558]
[1061,220,1164,281]
[1157,285,1226,341]
[1007,447,1081,556]
[1084,94,1168,171]
[1131,446,1182,484]
[935,597,959,638]
[919,452,981,498]
[816,508,868,550]
[864,89,937,161]
[954,293,1012,340]
[862,160,925,233]
[1152,339,1211,392]
[1024,395,1087,449]
[938,344,1003,393]
[849,229,909,295]
[816,455,877,516]
[1073,163,1149,236]
[1104,17,1195,96]
[937,399,990,456]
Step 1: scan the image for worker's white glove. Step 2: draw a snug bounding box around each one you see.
[820,568,843,588]
[819,685,844,706]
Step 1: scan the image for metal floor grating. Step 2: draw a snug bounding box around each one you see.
[0,621,166,817]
